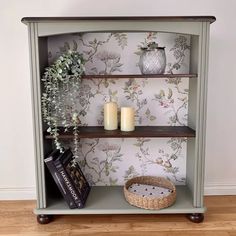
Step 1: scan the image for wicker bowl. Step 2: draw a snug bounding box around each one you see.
[124,176,176,210]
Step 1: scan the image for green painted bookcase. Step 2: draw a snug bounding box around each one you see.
[22,16,216,224]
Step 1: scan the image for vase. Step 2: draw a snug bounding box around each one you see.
[139,47,166,74]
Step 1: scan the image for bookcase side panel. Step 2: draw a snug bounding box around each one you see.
[186,137,196,204]
[186,36,199,204]
[190,36,199,75]
[28,23,46,208]
[194,22,210,207]
[38,37,59,206]
[188,36,199,130]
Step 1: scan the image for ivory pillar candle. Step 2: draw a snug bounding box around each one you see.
[104,102,118,130]
[121,107,135,131]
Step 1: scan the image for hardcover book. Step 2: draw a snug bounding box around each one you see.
[54,149,91,208]
[44,149,77,209]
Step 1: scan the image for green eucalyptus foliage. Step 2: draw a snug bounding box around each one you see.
[42,50,85,153]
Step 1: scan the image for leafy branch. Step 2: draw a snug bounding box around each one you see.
[134,138,186,183]
[167,35,190,74]
[42,50,85,153]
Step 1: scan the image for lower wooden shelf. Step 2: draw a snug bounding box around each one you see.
[34,186,205,215]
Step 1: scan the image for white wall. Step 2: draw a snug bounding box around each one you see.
[0,0,235,199]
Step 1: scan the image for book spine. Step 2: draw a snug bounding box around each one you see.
[54,162,83,208]
[44,157,77,209]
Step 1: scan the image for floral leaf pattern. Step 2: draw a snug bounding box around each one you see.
[96,51,123,74]
[153,78,188,126]
[135,32,158,56]
[113,33,128,49]
[47,32,190,185]
[124,165,139,181]
[133,138,186,183]
[167,35,191,74]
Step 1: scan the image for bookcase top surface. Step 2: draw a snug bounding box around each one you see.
[21,16,216,24]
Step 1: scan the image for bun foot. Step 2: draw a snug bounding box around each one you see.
[37,214,53,224]
[186,213,204,223]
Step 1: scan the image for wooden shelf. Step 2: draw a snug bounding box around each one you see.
[35,186,205,215]
[44,126,195,139]
[82,74,197,79]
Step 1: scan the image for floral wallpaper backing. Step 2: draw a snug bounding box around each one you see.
[47,32,191,186]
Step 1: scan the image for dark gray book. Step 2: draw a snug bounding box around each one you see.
[54,149,90,208]
[44,149,77,209]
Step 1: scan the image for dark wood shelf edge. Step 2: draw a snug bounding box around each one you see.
[21,16,216,24]
[44,126,196,139]
[82,74,197,79]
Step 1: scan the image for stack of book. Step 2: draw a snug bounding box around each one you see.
[44,149,90,209]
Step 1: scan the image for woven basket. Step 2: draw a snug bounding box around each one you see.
[124,176,176,210]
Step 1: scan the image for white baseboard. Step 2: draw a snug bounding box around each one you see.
[0,183,235,200]
[0,187,36,200]
[204,183,236,195]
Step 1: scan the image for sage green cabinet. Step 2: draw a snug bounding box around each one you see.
[22,16,215,224]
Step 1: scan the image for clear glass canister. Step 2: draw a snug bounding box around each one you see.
[139,47,166,74]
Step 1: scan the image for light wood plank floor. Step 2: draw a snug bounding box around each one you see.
[0,196,236,236]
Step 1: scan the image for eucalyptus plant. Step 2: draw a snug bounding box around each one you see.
[42,50,85,157]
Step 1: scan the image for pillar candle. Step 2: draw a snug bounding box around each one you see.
[104,102,118,130]
[120,107,135,132]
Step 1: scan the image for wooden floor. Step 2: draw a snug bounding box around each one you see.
[0,196,236,236]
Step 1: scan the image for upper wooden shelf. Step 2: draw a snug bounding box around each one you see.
[21,16,216,24]
[44,126,195,139]
[82,74,197,79]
